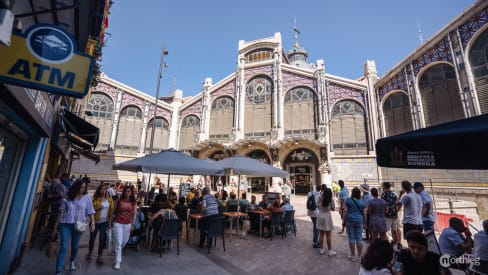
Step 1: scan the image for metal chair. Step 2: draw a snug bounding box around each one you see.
[281,210,296,238]
[159,218,180,257]
[269,211,283,241]
[205,217,226,254]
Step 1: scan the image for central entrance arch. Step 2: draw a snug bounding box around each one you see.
[284,148,319,194]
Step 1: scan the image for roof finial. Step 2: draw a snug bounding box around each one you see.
[417,19,424,45]
[293,17,300,49]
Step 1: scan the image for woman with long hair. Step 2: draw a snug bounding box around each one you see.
[343,187,366,262]
[367,188,387,241]
[112,186,137,270]
[55,178,95,275]
[86,183,115,264]
[359,239,394,274]
[317,184,336,256]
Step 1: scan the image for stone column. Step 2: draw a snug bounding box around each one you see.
[139,101,150,154]
[319,161,331,187]
[168,89,182,149]
[109,89,123,150]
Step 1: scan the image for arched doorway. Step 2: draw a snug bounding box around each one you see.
[284,148,319,194]
[247,150,271,193]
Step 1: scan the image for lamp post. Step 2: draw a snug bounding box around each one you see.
[149,46,168,153]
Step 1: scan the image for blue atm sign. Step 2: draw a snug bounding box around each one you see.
[0,24,94,98]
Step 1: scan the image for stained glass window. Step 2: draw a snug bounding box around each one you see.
[85,93,114,118]
[246,77,272,104]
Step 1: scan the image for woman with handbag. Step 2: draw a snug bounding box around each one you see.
[342,187,366,262]
[54,178,95,275]
[86,183,115,264]
[112,186,137,270]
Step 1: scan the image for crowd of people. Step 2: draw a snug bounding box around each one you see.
[43,173,488,274]
[306,180,488,274]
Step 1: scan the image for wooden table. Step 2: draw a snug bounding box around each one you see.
[249,209,270,237]
[188,213,203,244]
[223,212,248,242]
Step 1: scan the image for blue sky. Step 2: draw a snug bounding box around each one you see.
[101,0,476,98]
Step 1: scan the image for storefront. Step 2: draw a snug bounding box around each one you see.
[0,84,53,274]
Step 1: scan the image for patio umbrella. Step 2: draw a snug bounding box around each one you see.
[113,148,224,191]
[214,156,289,202]
[375,114,488,169]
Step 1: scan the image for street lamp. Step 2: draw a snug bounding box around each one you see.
[149,46,168,153]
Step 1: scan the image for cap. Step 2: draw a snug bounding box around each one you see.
[360,183,370,193]
[413,182,424,189]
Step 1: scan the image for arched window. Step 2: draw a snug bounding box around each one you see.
[330,100,368,155]
[244,76,273,141]
[383,92,413,136]
[145,117,170,153]
[84,93,114,150]
[209,96,234,142]
[179,115,200,150]
[284,87,317,138]
[115,106,143,155]
[245,49,273,63]
[469,28,488,114]
[419,63,464,126]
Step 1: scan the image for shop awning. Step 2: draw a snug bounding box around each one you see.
[61,109,99,149]
[72,149,101,164]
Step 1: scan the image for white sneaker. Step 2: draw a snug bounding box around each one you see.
[328,250,337,257]
[113,262,120,270]
[70,261,77,270]
[319,248,326,255]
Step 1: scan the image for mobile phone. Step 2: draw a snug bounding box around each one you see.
[393,261,402,272]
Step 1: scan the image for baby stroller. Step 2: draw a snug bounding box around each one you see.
[126,209,146,251]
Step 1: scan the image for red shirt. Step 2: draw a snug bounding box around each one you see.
[114,199,136,224]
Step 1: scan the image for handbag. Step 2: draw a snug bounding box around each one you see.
[72,201,87,233]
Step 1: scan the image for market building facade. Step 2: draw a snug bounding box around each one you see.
[73,1,488,193]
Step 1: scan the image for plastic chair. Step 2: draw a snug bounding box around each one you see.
[269,211,282,241]
[159,219,180,257]
[281,210,296,238]
[205,217,226,254]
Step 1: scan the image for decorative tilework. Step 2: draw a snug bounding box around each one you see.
[244,65,273,81]
[211,80,236,99]
[412,37,452,74]
[459,7,488,48]
[121,92,145,111]
[378,72,407,101]
[282,70,316,94]
[92,82,118,103]
[327,81,365,106]
[148,104,171,122]
[181,100,203,117]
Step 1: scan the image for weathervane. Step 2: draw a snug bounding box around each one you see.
[293,17,300,49]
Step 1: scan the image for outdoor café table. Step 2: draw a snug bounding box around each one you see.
[249,209,270,237]
[188,213,203,244]
[223,211,248,242]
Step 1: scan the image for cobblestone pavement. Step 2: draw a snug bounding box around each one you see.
[14,194,364,275]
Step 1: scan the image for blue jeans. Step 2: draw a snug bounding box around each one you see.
[423,220,434,232]
[88,221,109,256]
[346,220,363,245]
[310,217,319,243]
[56,223,82,273]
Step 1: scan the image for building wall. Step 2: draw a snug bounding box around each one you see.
[72,2,488,195]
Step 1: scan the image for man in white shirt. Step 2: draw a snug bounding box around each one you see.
[397,180,423,239]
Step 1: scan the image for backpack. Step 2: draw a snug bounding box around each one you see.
[306,193,317,211]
